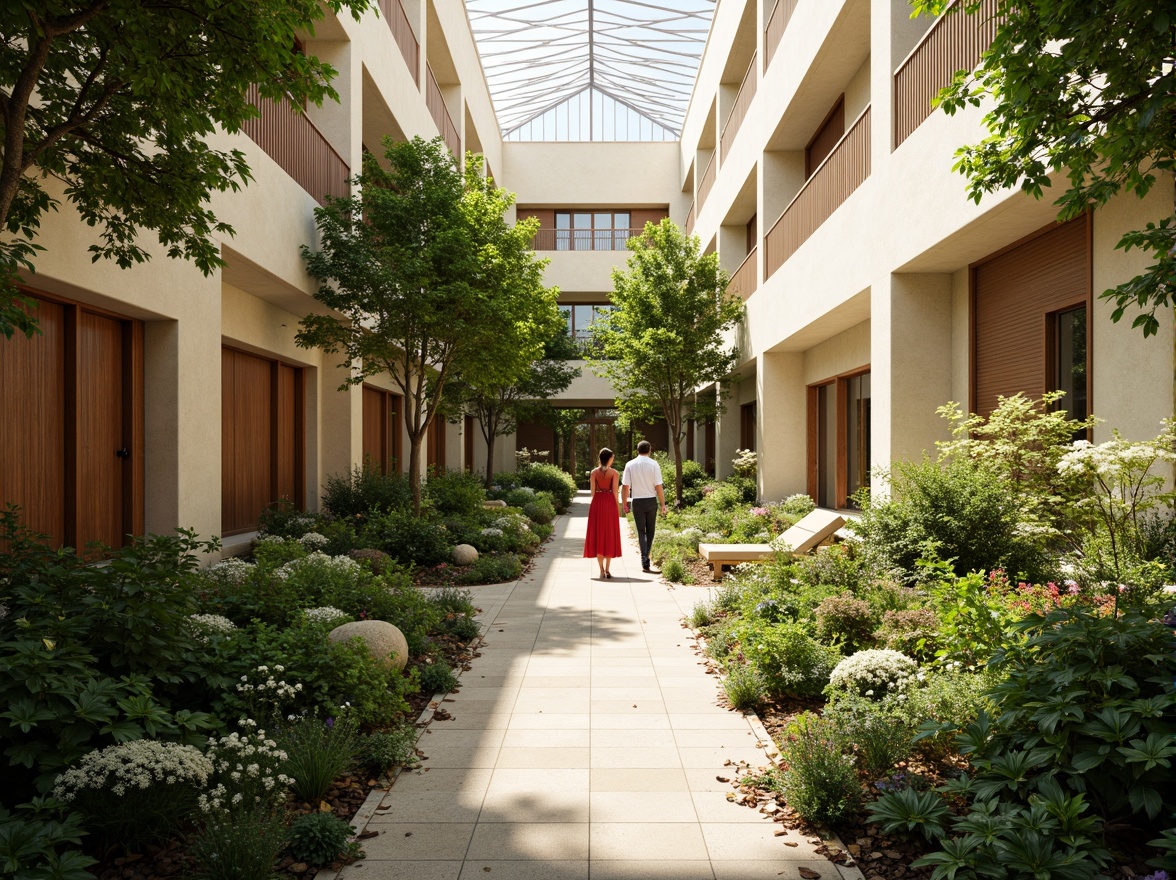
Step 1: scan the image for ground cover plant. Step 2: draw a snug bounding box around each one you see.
[678,397,1176,879]
[0,458,521,878]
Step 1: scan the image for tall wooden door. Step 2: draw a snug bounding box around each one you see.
[0,291,142,550]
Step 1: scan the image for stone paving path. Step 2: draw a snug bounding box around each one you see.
[341,492,839,880]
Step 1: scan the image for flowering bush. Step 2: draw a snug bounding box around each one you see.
[198,720,292,815]
[234,664,303,719]
[814,593,877,652]
[303,606,351,627]
[737,619,840,698]
[188,613,237,643]
[873,607,940,661]
[828,649,918,700]
[732,448,757,479]
[779,494,816,517]
[54,741,212,846]
[207,557,255,586]
[299,532,329,550]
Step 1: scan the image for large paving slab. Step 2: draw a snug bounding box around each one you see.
[340,492,844,880]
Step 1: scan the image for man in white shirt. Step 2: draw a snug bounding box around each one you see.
[621,440,668,573]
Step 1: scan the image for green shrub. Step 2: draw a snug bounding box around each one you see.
[357,725,419,776]
[52,741,211,849]
[779,494,816,517]
[522,495,557,525]
[662,555,686,583]
[823,694,911,779]
[191,806,287,880]
[738,619,839,698]
[199,722,293,816]
[723,664,766,710]
[288,811,352,866]
[0,514,218,797]
[256,499,325,540]
[0,800,97,880]
[776,713,860,826]
[827,649,917,700]
[702,618,739,661]
[419,662,459,696]
[814,593,877,652]
[322,465,413,520]
[447,614,481,641]
[893,669,995,760]
[277,715,358,805]
[458,552,523,585]
[502,486,538,508]
[791,543,863,593]
[688,600,714,629]
[428,587,476,616]
[854,456,1052,582]
[516,463,577,512]
[425,469,486,517]
[701,481,742,512]
[874,608,940,660]
[363,509,452,566]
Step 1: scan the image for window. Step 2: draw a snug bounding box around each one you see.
[740,402,757,451]
[555,211,632,251]
[562,303,613,351]
[807,369,870,509]
[805,96,845,178]
[1052,305,1088,434]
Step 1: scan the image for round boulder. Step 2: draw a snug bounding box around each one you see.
[328,620,408,671]
[453,543,479,566]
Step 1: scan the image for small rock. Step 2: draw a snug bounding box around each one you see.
[291,863,309,875]
[784,842,799,848]
[885,850,902,860]
[799,869,822,879]
[453,544,478,565]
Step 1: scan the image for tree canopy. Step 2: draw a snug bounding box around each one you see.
[590,218,744,506]
[915,0,1176,336]
[0,0,369,338]
[298,136,557,513]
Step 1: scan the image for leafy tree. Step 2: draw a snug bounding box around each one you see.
[445,320,579,488]
[298,136,554,514]
[590,219,744,506]
[913,0,1176,336]
[0,0,370,339]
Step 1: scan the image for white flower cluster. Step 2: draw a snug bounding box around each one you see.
[237,665,303,702]
[197,722,292,814]
[680,527,703,538]
[188,613,237,643]
[256,534,285,545]
[54,741,212,802]
[481,527,504,538]
[0,602,8,621]
[299,532,329,550]
[304,606,350,626]
[494,514,531,533]
[514,486,536,497]
[208,557,255,586]
[1058,435,1175,478]
[278,551,361,582]
[829,649,918,699]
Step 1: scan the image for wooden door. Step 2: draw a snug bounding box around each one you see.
[0,298,67,544]
[75,312,125,549]
[464,416,475,472]
[274,363,301,503]
[222,348,274,534]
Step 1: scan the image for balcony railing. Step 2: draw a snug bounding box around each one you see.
[727,247,758,302]
[379,0,419,87]
[529,228,644,251]
[685,200,696,235]
[426,65,460,159]
[765,0,800,70]
[241,84,350,205]
[698,152,716,209]
[720,54,758,162]
[765,106,871,278]
[894,0,999,147]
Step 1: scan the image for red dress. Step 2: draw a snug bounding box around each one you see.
[583,467,622,558]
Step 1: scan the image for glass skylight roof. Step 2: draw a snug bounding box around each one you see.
[466,0,715,141]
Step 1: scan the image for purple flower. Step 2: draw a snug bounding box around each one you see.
[750,507,769,517]
[325,717,335,729]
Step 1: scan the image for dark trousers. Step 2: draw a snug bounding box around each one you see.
[631,497,658,569]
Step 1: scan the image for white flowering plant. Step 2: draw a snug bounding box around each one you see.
[198,719,293,816]
[828,649,918,700]
[187,613,237,643]
[299,531,330,550]
[233,664,304,720]
[54,740,212,847]
[302,606,352,627]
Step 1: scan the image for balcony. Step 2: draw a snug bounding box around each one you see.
[720,54,757,162]
[697,152,716,210]
[380,0,419,87]
[764,0,800,71]
[727,247,758,301]
[686,200,695,235]
[426,65,461,159]
[894,0,999,148]
[529,228,643,251]
[241,84,349,205]
[765,106,870,278]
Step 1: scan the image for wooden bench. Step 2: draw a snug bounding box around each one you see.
[698,509,846,581]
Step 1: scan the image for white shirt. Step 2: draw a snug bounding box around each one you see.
[622,454,663,499]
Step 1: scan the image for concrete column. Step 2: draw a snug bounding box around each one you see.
[757,350,807,501]
[318,364,363,492]
[305,40,357,174]
[714,383,742,479]
[870,274,953,494]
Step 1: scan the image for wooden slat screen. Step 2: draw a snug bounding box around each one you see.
[765,106,871,279]
[241,84,350,204]
[740,402,757,451]
[972,218,1090,417]
[222,348,304,534]
[720,54,758,161]
[427,417,447,470]
[362,385,402,473]
[76,312,125,550]
[698,152,717,209]
[894,0,1000,147]
[727,246,758,302]
[528,228,646,251]
[426,65,461,159]
[765,0,800,71]
[379,0,419,86]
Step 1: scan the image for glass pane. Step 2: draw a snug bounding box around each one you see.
[594,212,613,230]
[573,213,592,228]
[818,384,837,508]
[555,212,570,229]
[556,229,570,251]
[573,228,592,251]
[615,212,630,230]
[845,374,871,507]
[1056,307,1087,428]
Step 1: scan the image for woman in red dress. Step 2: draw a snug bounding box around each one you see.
[583,447,622,578]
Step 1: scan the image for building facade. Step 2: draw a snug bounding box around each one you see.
[2,0,1171,553]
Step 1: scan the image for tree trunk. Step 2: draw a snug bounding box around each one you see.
[407,434,423,516]
[671,427,684,509]
[485,432,497,490]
